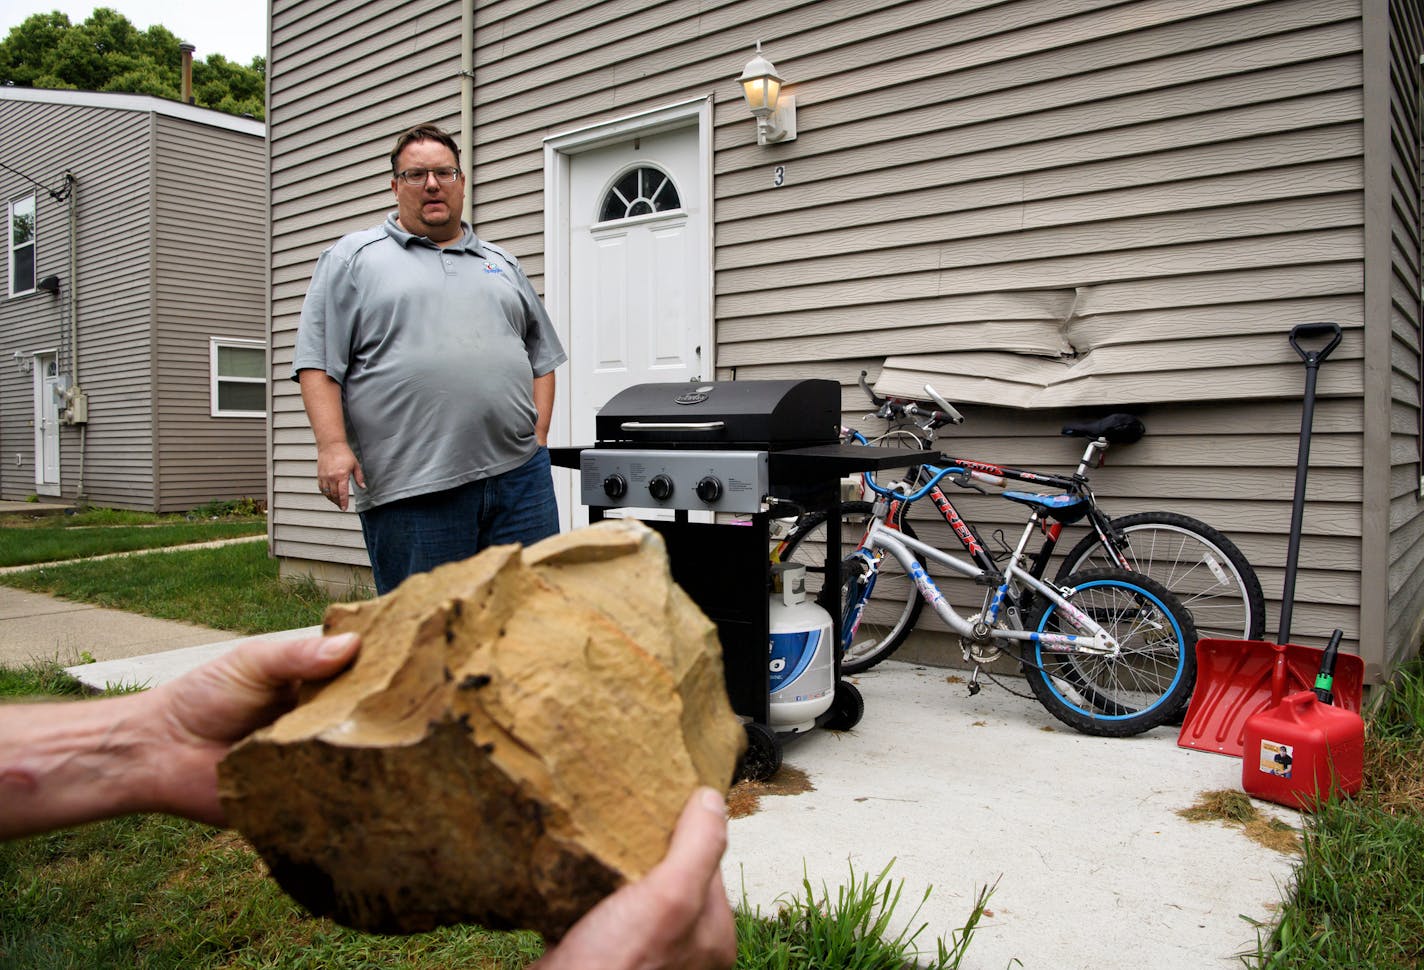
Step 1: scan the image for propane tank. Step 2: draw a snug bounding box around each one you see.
[768,562,835,733]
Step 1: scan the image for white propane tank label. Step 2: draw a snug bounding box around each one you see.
[768,589,835,733]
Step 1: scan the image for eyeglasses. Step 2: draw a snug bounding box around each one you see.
[396,166,462,185]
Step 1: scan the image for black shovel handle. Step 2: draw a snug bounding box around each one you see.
[1289,322,1342,366]
[1278,322,1342,644]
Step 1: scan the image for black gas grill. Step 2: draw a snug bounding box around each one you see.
[575,379,843,514]
[551,379,935,775]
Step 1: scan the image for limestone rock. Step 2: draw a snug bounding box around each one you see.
[217,519,745,939]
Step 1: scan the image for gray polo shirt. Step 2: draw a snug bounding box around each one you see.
[293,216,567,512]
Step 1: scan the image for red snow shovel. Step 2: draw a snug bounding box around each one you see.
[1177,322,1364,757]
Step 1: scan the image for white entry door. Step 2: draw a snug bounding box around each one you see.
[33,352,60,494]
[547,101,712,528]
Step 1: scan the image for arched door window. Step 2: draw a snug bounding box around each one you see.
[598,166,681,222]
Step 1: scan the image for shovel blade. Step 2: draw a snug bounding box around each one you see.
[1176,638,1364,758]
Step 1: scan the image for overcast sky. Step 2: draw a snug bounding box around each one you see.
[0,0,268,64]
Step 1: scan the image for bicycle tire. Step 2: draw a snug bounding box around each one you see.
[778,502,925,674]
[1054,511,1266,642]
[1023,567,1197,737]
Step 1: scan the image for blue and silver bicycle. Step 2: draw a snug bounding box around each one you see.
[822,460,1198,737]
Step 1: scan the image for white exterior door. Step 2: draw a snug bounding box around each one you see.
[545,100,713,528]
[33,352,60,494]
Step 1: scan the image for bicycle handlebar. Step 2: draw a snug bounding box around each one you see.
[857,370,963,431]
[922,384,965,425]
[862,462,966,503]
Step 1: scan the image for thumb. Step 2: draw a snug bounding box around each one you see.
[653,788,729,884]
[215,632,360,692]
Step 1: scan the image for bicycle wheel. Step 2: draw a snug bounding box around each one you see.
[1055,511,1265,642]
[1023,567,1197,737]
[777,502,924,674]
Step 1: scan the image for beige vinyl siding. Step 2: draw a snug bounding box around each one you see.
[1384,0,1424,674]
[1,91,265,512]
[152,115,269,512]
[267,0,462,570]
[699,2,1373,668]
[0,101,156,507]
[266,0,1424,676]
[0,98,69,500]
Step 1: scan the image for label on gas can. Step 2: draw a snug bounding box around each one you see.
[1257,739,1294,779]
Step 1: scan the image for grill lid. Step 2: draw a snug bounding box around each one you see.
[595,379,840,447]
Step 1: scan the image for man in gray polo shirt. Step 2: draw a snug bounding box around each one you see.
[293,123,566,594]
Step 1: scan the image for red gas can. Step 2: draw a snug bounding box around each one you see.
[1241,690,1364,810]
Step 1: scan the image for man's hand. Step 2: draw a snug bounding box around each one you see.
[316,441,364,510]
[0,633,361,839]
[144,633,361,826]
[531,787,737,970]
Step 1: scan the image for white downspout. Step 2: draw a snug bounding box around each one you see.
[461,0,474,223]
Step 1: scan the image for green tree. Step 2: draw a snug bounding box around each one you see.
[0,7,265,120]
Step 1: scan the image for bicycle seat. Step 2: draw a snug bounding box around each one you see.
[1060,413,1145,444]
[1001,490,1092,525]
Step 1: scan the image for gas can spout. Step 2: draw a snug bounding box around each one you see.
[1313,629,1344,705]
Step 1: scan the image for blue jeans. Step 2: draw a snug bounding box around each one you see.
[359,447,560,594]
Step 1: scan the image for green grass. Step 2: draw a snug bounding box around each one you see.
[735,863,993,969]
[0,811,545,970]
[0,540,344,634]
[0,505,266,568]
[1243,659,1424,969]
[0,793,984,970]
[0,660,89,698]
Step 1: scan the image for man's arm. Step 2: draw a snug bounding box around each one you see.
[298,369,365,510]
[0,633,361,839]
[533,371,555,447]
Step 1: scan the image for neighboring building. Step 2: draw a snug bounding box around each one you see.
[0,88,267,512]
[267,0,1422,682]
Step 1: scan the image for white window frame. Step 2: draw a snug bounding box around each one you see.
[210,337,267,418]
[9,193,36,297]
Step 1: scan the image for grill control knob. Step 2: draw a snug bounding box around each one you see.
[695,476,723,503]
[648,474,675,501]
[602,474,627,499]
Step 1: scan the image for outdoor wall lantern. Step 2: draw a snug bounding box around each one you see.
[738,42,796,146]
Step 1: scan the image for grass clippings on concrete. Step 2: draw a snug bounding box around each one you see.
[728,763,814,819]
[1179,788,1302,856]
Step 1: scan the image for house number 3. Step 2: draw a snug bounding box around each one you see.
[773,165,785,187]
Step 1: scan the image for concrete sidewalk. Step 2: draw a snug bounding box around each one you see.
[0,534,270,672]
[727,663,1298,969]
[0,584,1299,969]
[0,585,242,670]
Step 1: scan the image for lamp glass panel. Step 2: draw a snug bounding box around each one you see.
[742,76,780,112]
